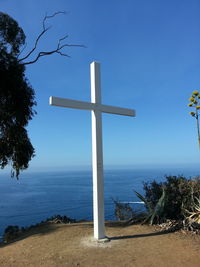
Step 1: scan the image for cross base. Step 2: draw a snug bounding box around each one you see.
[96,236,110,243]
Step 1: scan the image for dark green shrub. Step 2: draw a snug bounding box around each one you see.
[3,225,21,243]
[143,176,200,220]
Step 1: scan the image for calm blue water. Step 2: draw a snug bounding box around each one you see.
[0,167,199,236]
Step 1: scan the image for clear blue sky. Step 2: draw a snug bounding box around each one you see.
[1,0,200,171]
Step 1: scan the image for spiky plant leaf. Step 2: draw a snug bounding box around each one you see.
[134,187,166,225]
[133,190,153,213]
[150,187,166,225]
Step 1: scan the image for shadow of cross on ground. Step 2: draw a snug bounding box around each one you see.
[109,229,172,241]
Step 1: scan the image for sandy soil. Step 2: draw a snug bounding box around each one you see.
[0,221,200,267]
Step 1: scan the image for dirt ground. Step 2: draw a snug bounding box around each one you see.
[0,221,200,267]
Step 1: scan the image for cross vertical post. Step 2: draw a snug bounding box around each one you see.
[90,62,105,239]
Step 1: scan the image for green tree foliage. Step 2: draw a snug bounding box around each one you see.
[0,12,36,178]
[0,11,84,178]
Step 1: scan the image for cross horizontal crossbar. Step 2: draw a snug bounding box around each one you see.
[49,96,135,117]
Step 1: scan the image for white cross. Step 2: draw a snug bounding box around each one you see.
[49,62,135,240]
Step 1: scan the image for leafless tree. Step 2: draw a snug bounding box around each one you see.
[18,11,85,65]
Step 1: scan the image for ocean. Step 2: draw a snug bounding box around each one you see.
[0,167,199,236]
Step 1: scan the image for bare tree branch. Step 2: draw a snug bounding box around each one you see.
[18,27,50,63]
[23,50,69,65]
[23,43,85,65]
[43,11,66,30]
[18,11,84,65]
[57,35,69,48]
[17,42,27,59]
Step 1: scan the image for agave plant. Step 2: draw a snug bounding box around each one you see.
[134,187,166,225]
[183,197,200,224]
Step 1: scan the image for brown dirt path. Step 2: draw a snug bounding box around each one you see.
[0,222,200,267]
